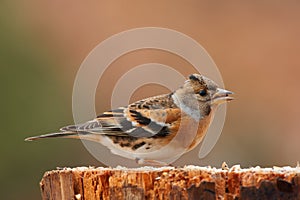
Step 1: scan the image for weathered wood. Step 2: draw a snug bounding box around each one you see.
[40,165,300,200]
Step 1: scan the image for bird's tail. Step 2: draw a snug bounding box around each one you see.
[24,130,103,143]
[25,131,82,141]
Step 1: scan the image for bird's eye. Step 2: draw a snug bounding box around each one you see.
[199,89,207,96]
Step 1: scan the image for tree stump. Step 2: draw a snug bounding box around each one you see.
[40,165,300,200]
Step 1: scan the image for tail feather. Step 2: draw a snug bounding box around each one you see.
[24,131,79,141]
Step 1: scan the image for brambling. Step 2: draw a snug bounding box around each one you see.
[25,74,233,165]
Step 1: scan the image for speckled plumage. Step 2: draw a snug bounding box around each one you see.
[25,74,233,165]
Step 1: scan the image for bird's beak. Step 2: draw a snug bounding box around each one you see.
[211,88,234,104]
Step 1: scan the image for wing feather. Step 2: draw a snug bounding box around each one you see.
[60,94,181,138]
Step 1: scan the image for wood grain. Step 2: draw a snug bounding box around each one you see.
[40,165,300,200]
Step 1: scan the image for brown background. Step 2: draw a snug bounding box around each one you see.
[1,1,300,199]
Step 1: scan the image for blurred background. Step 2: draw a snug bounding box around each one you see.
[1,1,300,199]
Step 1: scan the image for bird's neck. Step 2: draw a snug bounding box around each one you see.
[171,92,202,121]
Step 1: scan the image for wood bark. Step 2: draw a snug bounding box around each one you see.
[40,165,300,200]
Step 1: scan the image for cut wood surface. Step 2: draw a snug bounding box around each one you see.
[40,165,300,200]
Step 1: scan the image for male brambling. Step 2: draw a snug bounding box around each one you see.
[25,74,233,165]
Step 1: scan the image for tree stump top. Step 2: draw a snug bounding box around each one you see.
[40,165,300,200]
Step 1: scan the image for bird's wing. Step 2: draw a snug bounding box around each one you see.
[60,94,181,138]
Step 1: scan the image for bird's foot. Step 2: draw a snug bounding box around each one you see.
[135,158,172,167]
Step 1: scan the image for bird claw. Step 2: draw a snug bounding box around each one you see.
[135,158,171,166]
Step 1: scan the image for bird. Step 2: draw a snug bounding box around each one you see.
[25,74,234,165]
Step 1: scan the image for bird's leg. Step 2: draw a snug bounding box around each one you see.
[135,158,171,166]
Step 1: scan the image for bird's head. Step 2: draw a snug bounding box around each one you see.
[172,74,234,120]
[186,74,234,105]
